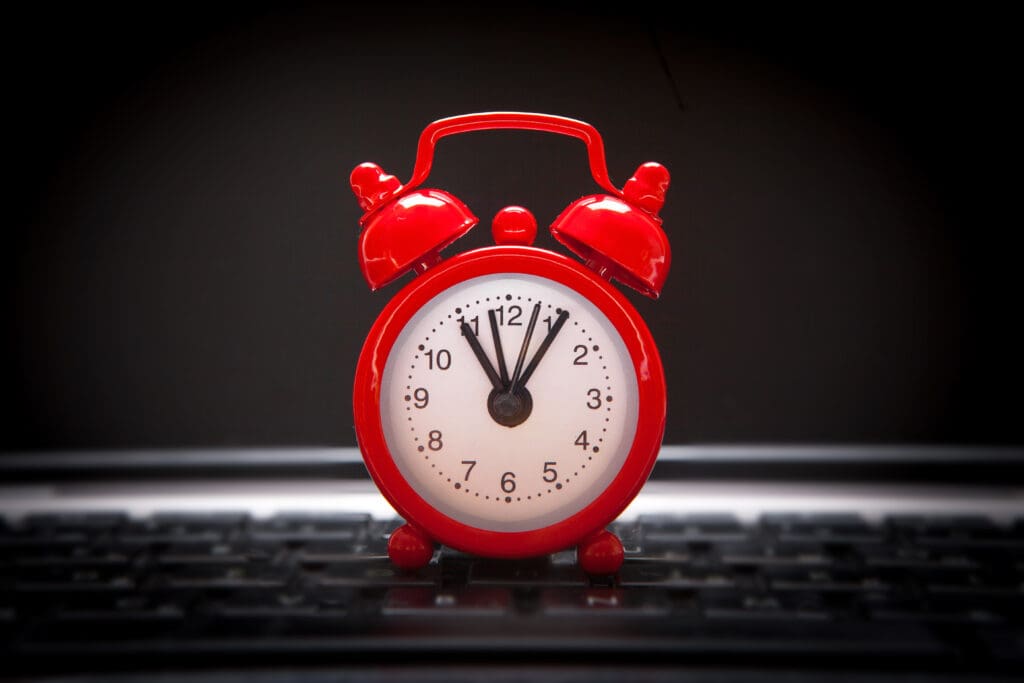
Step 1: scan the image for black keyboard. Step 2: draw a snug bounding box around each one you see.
[2,511,1022,677]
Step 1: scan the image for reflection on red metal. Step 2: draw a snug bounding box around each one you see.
[403,112,622,198]
[551,161,670,299]
[578,529,626,575]
[354,178,478,290]
[387,523,435,570]
[491,206,537,246]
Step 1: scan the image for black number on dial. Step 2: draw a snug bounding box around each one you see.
[573,345,589,365]
[457,316,479,336]
[491,305,523,326]
[575,430,590,449]
[501,471,516,493]
[586,388,602,409]
[424,349,451,370]
[413,388,429,409]
[428,430,443,451]
[461,460,476,480]
[543,461,558,483]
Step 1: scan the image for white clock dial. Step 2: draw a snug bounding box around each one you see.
[379,273,639,533]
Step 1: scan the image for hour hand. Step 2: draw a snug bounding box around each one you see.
[488,309,510,387]
[461,322,503,390]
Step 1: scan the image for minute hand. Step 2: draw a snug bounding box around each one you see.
[515,309,569,389]
[507,302,541,395]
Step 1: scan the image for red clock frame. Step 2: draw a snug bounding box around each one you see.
[353,244,666,560]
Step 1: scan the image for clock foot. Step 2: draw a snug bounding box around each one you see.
[388,523,436,570]
[578,529,624,575]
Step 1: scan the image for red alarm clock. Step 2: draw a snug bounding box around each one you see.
[350,112,670,575]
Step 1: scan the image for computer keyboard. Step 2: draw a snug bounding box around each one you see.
[2,511,1021,675]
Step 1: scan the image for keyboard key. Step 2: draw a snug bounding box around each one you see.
[719,540,834,568]
[761,513,885,545]
[316,558,438,587]
[618,562,739,590]
[54,600,185,623]
[154,563,291,590]
[249,513,369,543]
[540,586,673,617]
[638,513,744,532]
[639,513,748,548]
[117,527,223,546]
[468,557,587,587]
[761,512,869,532]
[295,541,366,564]
[888,515,1021,548]
[701,591,832,621]
[209,587,352,619]
[151,512,249,529]
[14,545,133,569]
[22,512,128,532]
[765,566,891,593]
[861,544,942,569]
[382,586,512,617]
[156,541,261,566]
[0,531,90,553]
[14,565,136,593]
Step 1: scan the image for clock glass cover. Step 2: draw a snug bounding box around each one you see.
[379,273,639,533]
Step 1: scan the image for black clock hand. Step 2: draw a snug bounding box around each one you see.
[461,322,503,391]
[517,309,569,389]
[508,302,541,395]
[488,309,510,387]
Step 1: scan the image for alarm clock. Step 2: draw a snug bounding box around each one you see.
[349,112,670,575]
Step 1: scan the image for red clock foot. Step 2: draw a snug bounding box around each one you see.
[388,523,435,570]
[578,529,624,575]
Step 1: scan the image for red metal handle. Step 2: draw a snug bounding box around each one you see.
[404,112,622,197]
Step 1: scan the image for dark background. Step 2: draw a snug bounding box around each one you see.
[4,2,1020,451]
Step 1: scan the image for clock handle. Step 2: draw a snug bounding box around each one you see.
[350,112,671,296]
[403,112,623,198]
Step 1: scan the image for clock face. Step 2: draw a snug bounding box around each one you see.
[379,273,639,533]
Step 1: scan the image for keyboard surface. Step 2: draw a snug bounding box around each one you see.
[2,510,1022,678]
